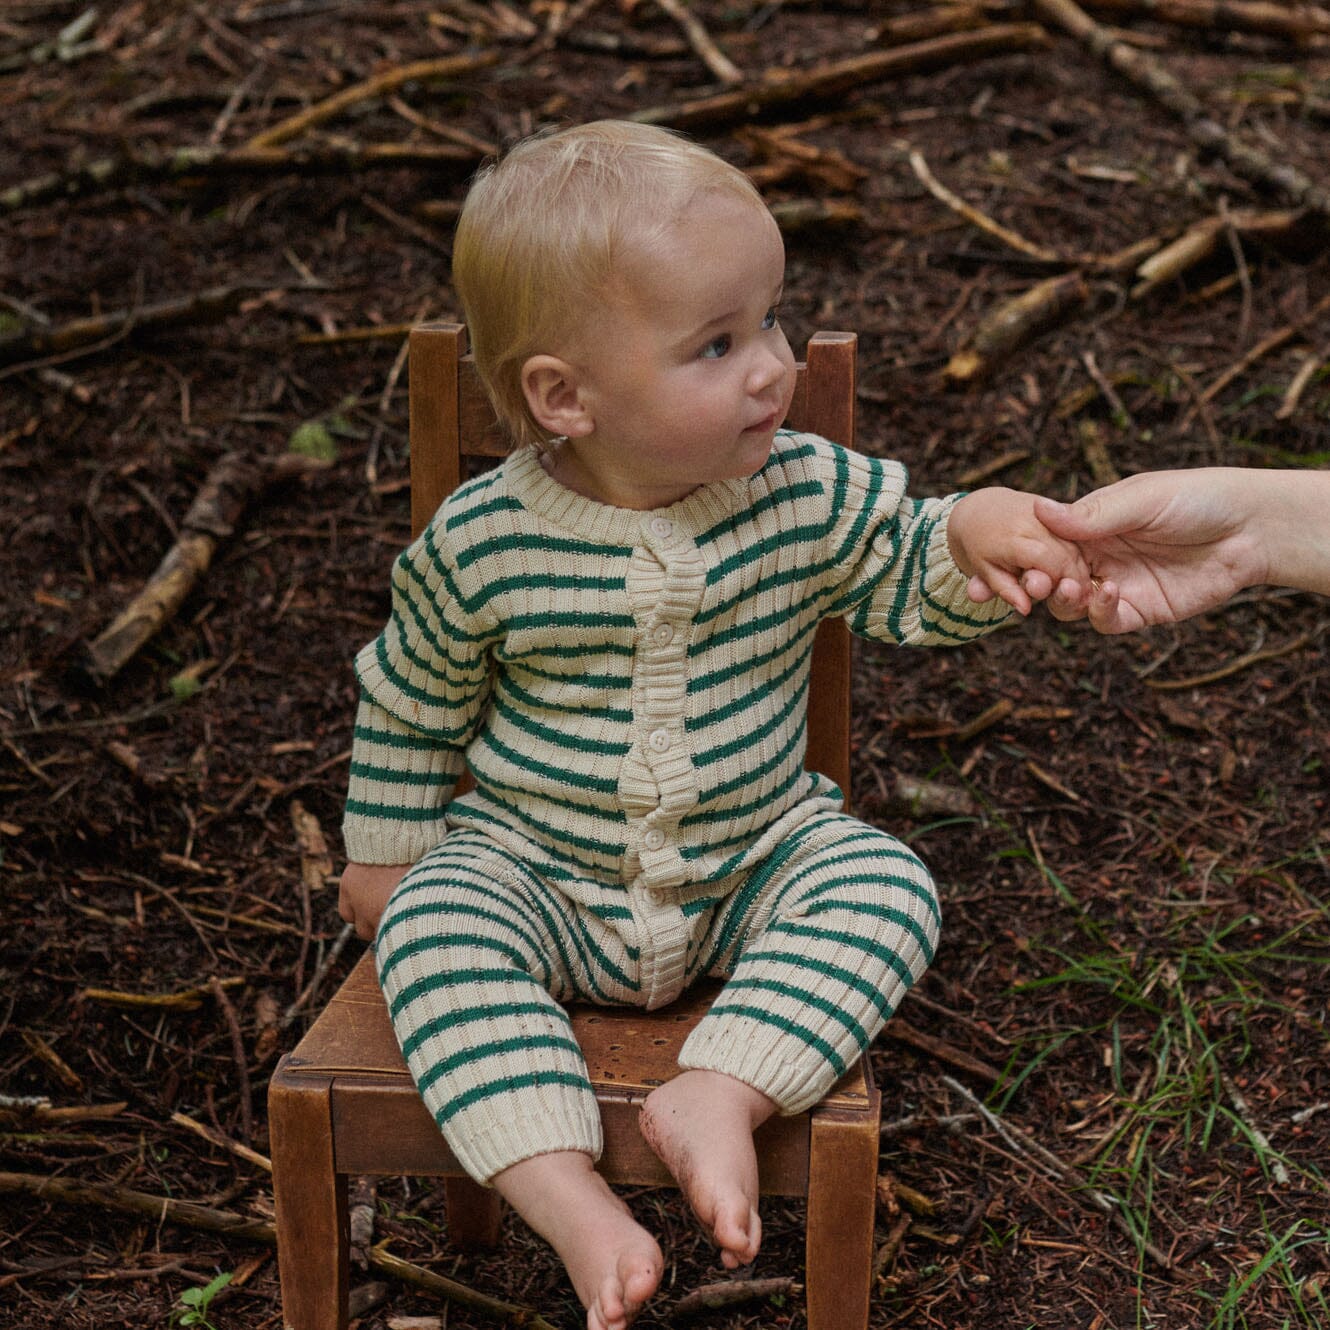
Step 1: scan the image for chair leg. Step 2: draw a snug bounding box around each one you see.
[805,1105,879,1330]
[444,1176,505,1249]
[270,1064,350,1330]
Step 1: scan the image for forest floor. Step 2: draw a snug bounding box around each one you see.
[2,2,1328,1329]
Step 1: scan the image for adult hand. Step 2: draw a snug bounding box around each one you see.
[1033,469,1266,633]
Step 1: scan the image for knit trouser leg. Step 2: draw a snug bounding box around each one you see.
[375,832,604,1183]
[679,813,942,1114]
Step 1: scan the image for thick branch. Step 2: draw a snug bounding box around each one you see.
[85,452,330,682]
[245,50,502,148]
[2,142,477,214]
[633,24,1051,132]
[1033,0,1330,219]
[0,287,242,367]
[0,1171,557,1329]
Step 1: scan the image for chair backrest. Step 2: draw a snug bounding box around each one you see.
[406,322,854,798]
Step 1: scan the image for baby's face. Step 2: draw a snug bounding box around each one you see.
[551,192,796,511]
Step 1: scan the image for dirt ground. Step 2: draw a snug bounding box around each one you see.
[2,2,1328,1328]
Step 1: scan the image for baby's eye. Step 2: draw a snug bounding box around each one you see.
[700,334,731,360]
[761,306,779,330]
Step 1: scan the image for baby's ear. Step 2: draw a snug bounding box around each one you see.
[521,355,593,439]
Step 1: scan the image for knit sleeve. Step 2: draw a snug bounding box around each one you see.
[342,519,496,864]
[817,443,1014,645]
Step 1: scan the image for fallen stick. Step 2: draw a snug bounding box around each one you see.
[245,50,503,149]
[884,1018,1004,1083]
[1275,344,1327,419]
[768,197,865,233]
[1032,0,1330,219]
[0,1171,557,1330]
[633,23,1051,132]
[0,287,241,367]
[652,0,744,86]
[672,1276,799,1319]
[0,1100,127,1124]
[944,271,1093,383]
[170,1111,273,1174]
[1131,207,1322,301]
[84,451,331,682]
[910,149,1061,263]
[2,142,479,214]
[1083,0,1330,42]
[941,1076,1175,1268]
[867,2,988,46]
[78,977,245,1010]
[1195,289,1330,407]
[1145,627,1318,690]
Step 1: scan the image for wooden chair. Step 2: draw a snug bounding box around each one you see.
[269,322,879,1330]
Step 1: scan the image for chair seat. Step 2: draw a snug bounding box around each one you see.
[277,951,873,1192]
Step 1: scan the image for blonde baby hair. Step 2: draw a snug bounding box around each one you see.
[452,119,767,449]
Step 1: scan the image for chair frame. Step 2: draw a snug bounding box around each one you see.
[269,322,879,1330]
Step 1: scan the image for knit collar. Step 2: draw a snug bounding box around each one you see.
[503,443,758,544]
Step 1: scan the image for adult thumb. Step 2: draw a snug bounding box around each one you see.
[1032,493,1099,539]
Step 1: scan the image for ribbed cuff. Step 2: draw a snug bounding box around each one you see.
[437,1088,604,1184]
[677,1015,850,1117]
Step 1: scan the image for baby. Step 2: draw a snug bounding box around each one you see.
[338,120,1093,1330]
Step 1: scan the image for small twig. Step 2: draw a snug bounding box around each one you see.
[1081,351,1135,433]
[244,50,502,149]
[909,149,1061,263]
[1274,344,1328,420]
[884,1018,1003,1082]
[0,1171,559,1330]
[942,1075,1175,1268]
[880,1110,980,1137]
[78,977,244,1011]
[671,1276,798,1320]
[1220,1072,1290,1185]
[1217,198,1253,347]
[170,1111,272,1173]
[651,0,744,85]
[208,976,253,1145]
[282,921,356,1029]
[1195,291,1330,409]
[1146,627,1319,691]
[366,314,421,483]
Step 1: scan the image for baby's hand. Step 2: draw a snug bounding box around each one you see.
[948,488,1094,616]
[338,861,411,940]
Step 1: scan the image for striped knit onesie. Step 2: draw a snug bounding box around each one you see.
[344,431,1012,1182]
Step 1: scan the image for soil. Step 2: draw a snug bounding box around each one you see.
[1,3,1328,1329]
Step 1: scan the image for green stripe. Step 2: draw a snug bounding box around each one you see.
[719,974,871,1049]
[401,998,564,1062]
[489,691,631,760]
[456,530,633,570]
[497,674,633,724]
[436,1069,593,1125]
[349,760,453,787]
[344,796,445,823]
[732,948,898,1021]
[699,1001,847,1076]
[418,1033,586,1097]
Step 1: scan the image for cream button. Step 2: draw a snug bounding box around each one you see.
[647,888,667,906]
[648,517,673,537]
[872,528,896,556]
[643,828,666,851]
[651,622,674,646]
[647,728,672,753]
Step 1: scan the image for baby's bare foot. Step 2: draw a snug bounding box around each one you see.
[639,1069,776,1269]
[491,1152,663,1330]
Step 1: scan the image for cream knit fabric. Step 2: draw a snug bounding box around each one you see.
[345,430,1012,1179]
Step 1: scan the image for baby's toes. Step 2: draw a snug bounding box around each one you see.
[714,1196,761,1267]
